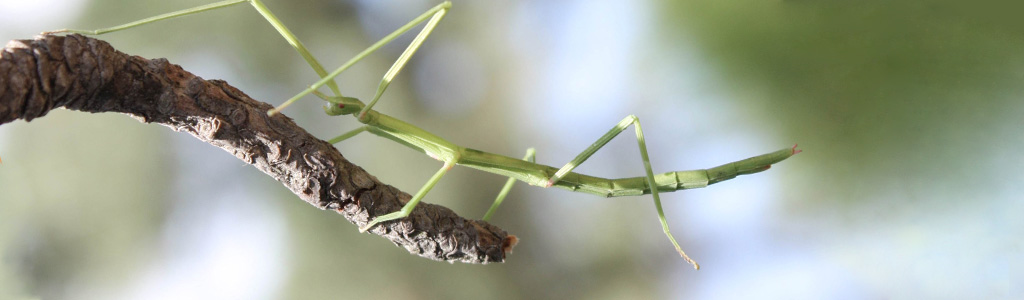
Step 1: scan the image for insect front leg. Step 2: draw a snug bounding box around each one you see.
[271,2,452,116]
[45,0,345,100]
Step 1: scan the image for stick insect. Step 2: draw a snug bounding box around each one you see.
[47,0,799,269]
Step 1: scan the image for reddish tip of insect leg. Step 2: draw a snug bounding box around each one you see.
[503,235,519,254]
[543,180,554,188]
[791,144,803,155]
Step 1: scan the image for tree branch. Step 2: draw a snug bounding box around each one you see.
[0,34,516,263]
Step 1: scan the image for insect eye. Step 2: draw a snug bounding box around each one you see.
[338,103,345,108]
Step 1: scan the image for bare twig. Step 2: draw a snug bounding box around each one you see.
[0,34,516,263]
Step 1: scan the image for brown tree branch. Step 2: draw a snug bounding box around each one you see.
[0,34,516,263]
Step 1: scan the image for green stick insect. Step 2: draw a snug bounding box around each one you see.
[47,0,799,269]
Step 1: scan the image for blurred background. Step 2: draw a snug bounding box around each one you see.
[1,0,1021,298]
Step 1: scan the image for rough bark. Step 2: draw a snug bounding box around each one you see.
[0,34,516,264]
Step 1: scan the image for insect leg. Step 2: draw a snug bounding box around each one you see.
[482,148,536,221]
[547,115,699,269]
[357,3,450,120]
[359,161,455,233]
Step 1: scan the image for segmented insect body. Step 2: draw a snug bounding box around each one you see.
[46,0,799,269]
